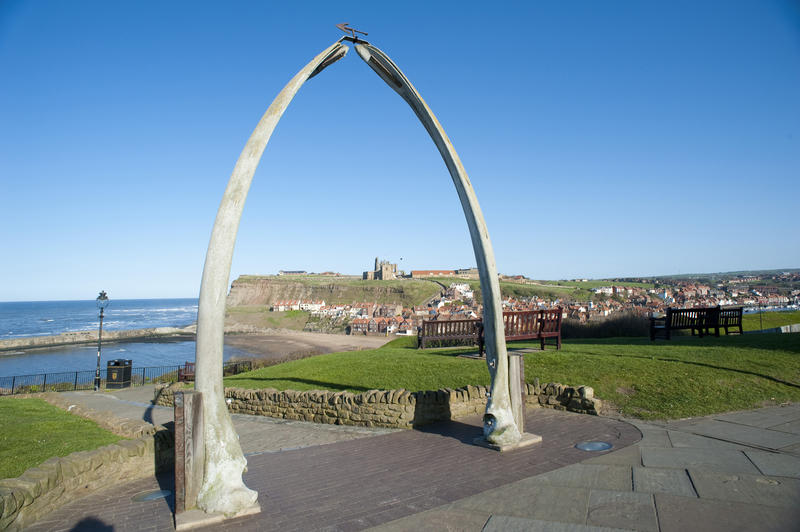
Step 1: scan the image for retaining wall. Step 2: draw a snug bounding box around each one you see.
[154,379,600,428]
[0,394,173,531]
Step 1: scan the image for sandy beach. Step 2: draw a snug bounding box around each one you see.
[223,330,392,364]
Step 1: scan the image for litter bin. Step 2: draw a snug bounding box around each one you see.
[106,359,132,389]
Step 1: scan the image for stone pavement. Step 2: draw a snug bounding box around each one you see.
[24,387,800,531]
[374,403,800,531]
[54,386,397,455]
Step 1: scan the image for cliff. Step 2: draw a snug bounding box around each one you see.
[226,275,441,308]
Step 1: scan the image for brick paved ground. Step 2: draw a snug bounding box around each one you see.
[27,408,639,532]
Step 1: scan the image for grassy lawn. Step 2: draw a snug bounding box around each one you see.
[742,310,800,331]
[226,307,310,330]
[224,334,800,421]
[428,277,591,302]
[0,398,122,479]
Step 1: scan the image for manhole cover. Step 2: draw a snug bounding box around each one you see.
[575,441,613,452]
[132,489,172,502]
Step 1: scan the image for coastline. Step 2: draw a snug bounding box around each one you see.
[0,326,196,354]
[0,326,392,359]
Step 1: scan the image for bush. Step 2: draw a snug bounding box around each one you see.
[561,312,650,339]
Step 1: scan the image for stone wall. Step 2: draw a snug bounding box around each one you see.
[154,379,600,429]
[0,394,174,531]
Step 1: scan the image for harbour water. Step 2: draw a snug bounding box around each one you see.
[0,299,251,377]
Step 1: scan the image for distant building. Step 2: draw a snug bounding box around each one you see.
[411,270,456,278]
[455,267,479,279]
[363,257,398,280]
[278,270,306,276]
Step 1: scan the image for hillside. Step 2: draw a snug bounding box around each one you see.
[226,275,441,308]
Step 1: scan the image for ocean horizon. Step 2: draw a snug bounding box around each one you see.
[0,298,252,377]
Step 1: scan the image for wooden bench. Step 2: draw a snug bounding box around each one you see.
[178,362,195,382]
[718,306,744,335]
[491,308,563,353]
[418,309,563,354]
[650,306,743,340]
[417,318,483,350]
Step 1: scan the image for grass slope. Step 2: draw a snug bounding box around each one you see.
[742,310,800,331]
[0,398,122,479]
[225,334,800,420]
[226,307,310,330]
[234,275,440,307]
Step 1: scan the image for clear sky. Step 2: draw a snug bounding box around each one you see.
[1,1,798,301]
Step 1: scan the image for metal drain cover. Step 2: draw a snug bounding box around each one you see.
[132,489,172,502]
[575,441,613,452]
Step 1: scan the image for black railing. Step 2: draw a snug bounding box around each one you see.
[0,361,253,396]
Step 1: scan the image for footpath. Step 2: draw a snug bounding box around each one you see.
[24,386,800,532]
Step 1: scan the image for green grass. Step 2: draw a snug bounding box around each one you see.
[540,280,659,290]
[234,275,440,307]
[428,277,587,302]
[0,398,123,479]
[742,310,800,331]
[226,307,310,330]
[224,334,800,420]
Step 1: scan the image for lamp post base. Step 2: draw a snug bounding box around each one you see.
[93,377,101,391]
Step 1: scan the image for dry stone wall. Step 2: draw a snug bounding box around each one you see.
[154,379,600,428]
[0,394,174,531]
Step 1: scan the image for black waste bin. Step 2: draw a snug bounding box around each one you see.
[106,359,132,389]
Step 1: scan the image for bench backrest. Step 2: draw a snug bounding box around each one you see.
[666,306,721,328]
[422,319,481,337]
[503,311,539,336]
[719,306,743,326]
[538,308,563,334]
[502,308,562,336]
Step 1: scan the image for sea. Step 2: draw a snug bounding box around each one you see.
[0,299,253,378]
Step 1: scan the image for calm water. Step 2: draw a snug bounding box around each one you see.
[0,299,251,377]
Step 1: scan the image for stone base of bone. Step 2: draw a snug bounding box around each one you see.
[175,502,261,531]
[473,432,542,452]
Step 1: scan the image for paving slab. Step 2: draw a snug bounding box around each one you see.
[669,419,800,450]
[483,515,633,532]
[632,467,696,498]
[688,469,800,507]
[767,419,800,435]
[586,490,657,532]
[744,449,800,478]
[654,492,800,532]
[634,428,672,448]
[665,430,751,451]
[582,445,641,467]
[450,483,591,525]
[778,442,800,457]
[368,507,490,532]
[641,448,761,474]
[712,405,800,429]
[525,464,632,491]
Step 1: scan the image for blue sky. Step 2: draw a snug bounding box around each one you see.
[1,1,798,301]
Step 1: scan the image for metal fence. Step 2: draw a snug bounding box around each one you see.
[0,361,253,396]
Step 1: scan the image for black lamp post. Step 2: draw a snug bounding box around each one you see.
[94,291,110,391]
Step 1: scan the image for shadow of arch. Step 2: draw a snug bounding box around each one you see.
[605,352,800,389]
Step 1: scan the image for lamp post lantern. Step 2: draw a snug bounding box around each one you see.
[94,291,110,391]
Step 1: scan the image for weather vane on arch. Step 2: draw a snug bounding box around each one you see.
[336,22,369,43]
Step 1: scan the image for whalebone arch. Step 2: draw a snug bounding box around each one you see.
[193,39,518,515]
